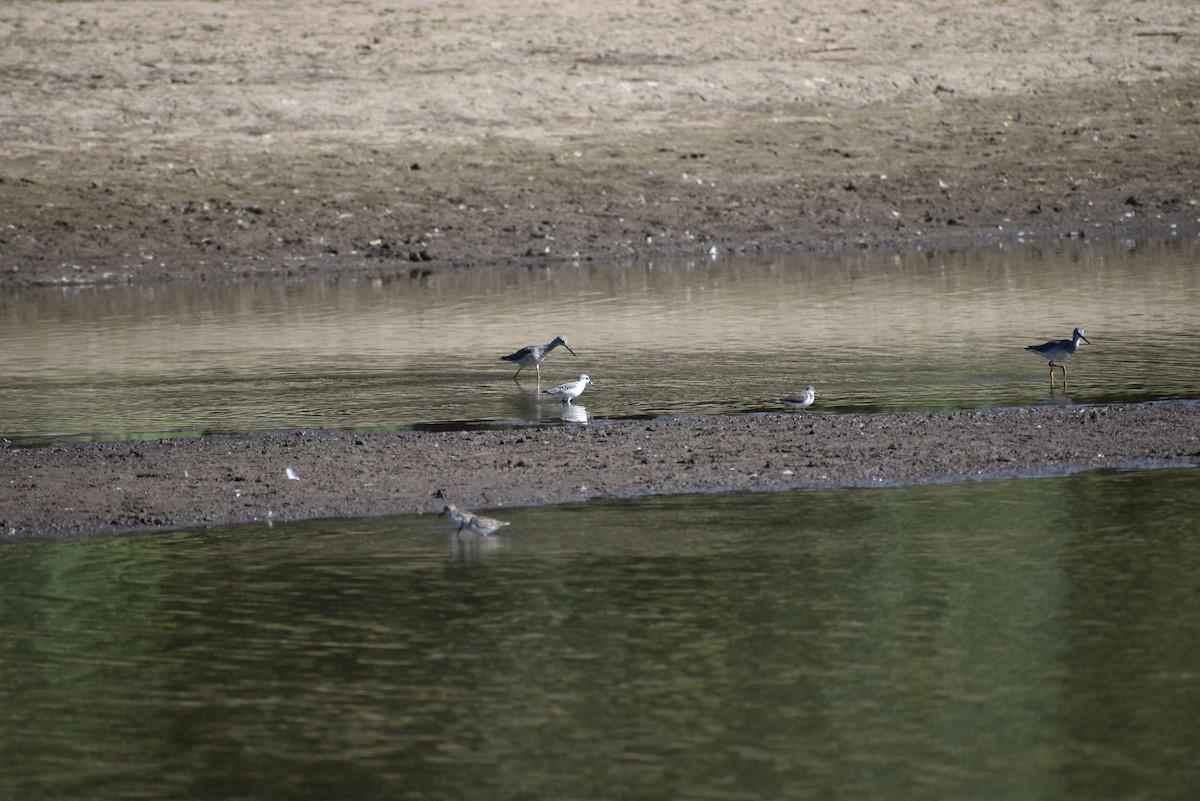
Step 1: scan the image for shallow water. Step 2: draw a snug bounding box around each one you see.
[2,467,1198,800]
[2,235,1198,440]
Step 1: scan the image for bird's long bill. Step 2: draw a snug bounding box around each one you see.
[1080,334,1091,344]
[565,344,578,356]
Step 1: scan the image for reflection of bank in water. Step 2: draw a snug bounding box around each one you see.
[2,239,1196,440]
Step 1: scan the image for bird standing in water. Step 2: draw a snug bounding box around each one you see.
[1025,327,1090,381]
[442,504,511,536]
[543,374,594,404]
[779,385,816,410]
[500,335,576,383]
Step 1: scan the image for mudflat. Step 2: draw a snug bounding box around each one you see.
[3,0,1197,284]
[4,404,1199,539]
[2,1,1198,537]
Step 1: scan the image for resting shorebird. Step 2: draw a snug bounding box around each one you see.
[1025,327,1090,380]
[543,374,594,404]
[779,385,816,410]
[442,504,510,536]
[500,335,576,383]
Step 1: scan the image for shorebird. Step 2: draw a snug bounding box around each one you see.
[442,504,511,536]
[500,335,576,383]
[543,374,594,404]
[1025,327,1090,380]
[779,385,816,410]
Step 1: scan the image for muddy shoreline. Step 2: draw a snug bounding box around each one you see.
[2,1,1198,288]
[4,403,1198,539]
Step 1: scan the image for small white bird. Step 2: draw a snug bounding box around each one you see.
[1025,327,1090,380]
[779,385,816,410]
[442,504,510,536]
[543,374,594,404]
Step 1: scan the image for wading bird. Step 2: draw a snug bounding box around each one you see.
[543,374,594,404]
[1026,327,1090,381]
[500,335,576,383]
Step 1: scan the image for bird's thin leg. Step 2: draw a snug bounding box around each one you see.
[535,364,541,385]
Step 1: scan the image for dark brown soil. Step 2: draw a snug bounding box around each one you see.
[4,404,1198,539]
[2,2,1198,537]
[2,1,1197,287]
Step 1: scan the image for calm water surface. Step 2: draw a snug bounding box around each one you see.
[3,468,1199,800]
[4,237,1199,798]
[2,236,1197,440]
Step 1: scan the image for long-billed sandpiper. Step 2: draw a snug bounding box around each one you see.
[500,335,576,383]
[442,504,511,536]
[543,374,594,404]
[1026,327,1090,380]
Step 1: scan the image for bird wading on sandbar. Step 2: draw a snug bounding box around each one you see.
[500,335,576,383]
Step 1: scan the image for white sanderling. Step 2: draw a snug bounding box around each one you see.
[543,374,594,404]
